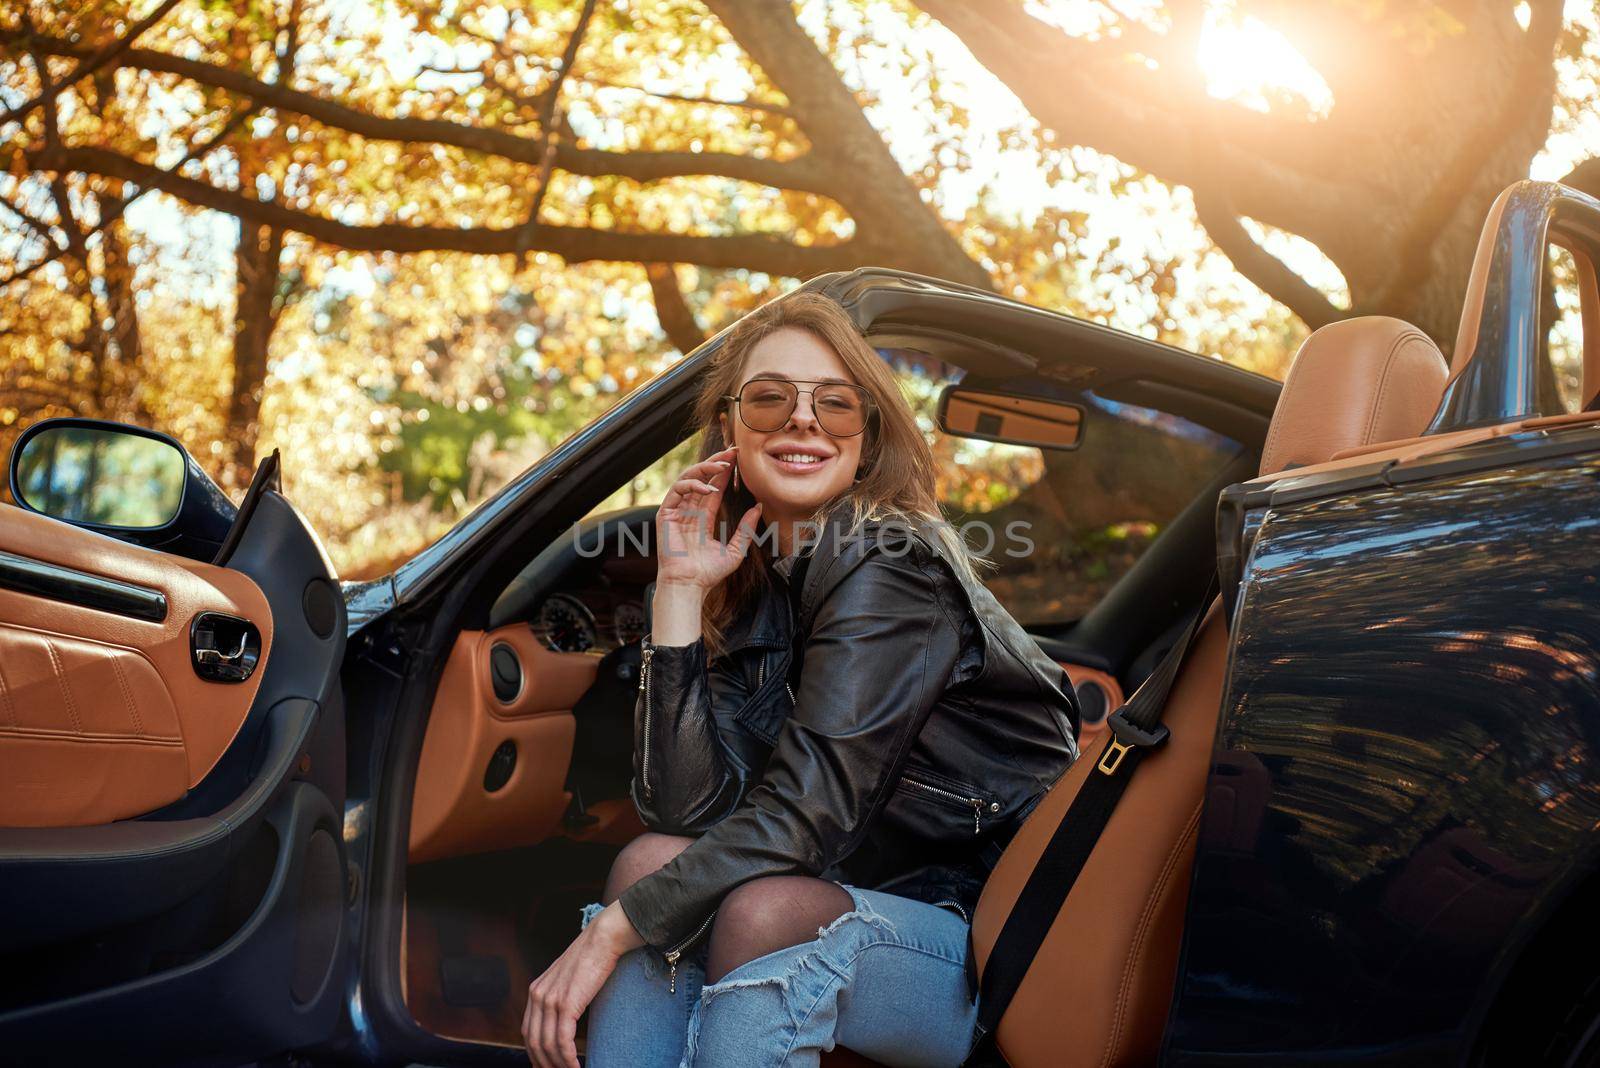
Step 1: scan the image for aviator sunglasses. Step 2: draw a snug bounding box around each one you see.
[724,378,876,437]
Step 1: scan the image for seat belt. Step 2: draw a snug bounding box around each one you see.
[969,572,1221,1058]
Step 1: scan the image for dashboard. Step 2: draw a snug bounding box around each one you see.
[493,506,659,654]
[533,591,647,654]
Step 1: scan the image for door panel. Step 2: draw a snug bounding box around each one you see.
[0,504,274,827]
[0,487,347,1067]
[408,624,596,863]
[2,774,345,1063]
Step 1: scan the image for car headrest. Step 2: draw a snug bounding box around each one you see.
[1259,316,1448,477]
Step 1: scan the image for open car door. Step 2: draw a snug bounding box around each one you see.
[0,419,350,1066]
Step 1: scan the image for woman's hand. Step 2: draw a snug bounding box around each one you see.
[655,445,763,592]
[522,903,644,1068]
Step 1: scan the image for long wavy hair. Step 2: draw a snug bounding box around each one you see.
[692,291,980,655]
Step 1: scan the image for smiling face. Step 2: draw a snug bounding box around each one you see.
[722,326,867,530]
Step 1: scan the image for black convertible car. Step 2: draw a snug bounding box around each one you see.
[1,179,1597,1067]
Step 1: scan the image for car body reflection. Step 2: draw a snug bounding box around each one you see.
[1171,445,1600,1061]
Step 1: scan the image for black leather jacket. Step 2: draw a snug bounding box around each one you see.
[617,513,1079,955]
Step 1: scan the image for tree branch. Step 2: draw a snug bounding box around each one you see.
[0,195,60,248]
[580,79,794,119]
[466,61,796,119]
[1370,0,1565,314]
[1562,158,1600,199]
[0,0,182,127]
[0,106,252,291]
[913,0,1358,238]
[645,263,706,353]
[1194,191,1342,330]
[23,143,861,276]
[519,0,597,247]
[703,0,989,288]
[7,34,837,195]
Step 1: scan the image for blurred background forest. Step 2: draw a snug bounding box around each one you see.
[2,0,1597,578]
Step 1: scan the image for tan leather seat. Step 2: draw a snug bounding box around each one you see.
[964,317,1448,1068]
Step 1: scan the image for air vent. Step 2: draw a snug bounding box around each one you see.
[1075,680,1109,726]
[489,642,523,703]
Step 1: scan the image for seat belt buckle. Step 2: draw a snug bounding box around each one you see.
[1096,712,1170,776]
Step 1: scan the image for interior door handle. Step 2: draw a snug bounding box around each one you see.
[190,611,262,682]
[198,634,248,664]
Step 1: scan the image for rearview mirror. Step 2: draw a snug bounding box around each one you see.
[12,422,185,529]
[937,386,1084,450]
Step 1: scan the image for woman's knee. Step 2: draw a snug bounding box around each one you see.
[601,832,693,904]
[705,876,853,983]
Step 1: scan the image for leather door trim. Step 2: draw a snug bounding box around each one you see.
[0,503,274,826]
[0,548,168,622]
[408,625,594,863]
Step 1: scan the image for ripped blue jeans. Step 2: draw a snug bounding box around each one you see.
[582,885,978,1068]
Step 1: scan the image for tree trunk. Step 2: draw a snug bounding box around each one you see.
[916,0,1568,354]
[227,221,284,487]
[224,0,300,488]
[702,0,990,290]
[98,216,151,423]
[1351,143,1549,354]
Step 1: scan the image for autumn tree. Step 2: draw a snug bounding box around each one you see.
[0,0,1022,478]
[0,1,171,428]
[2,0,1596,573]
[915,0,1600,350]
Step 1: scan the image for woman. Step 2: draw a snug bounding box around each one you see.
[522,293,1079,1068]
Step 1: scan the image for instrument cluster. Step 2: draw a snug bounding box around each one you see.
[532,590,649,654]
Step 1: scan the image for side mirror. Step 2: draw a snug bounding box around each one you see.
[937,386,1085,450]
[8,418,238,561]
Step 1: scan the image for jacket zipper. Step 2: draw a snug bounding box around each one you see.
[662,910,716,993]
[639,642,655,801]
[658,650,766,994]
[900,775,1000,835]
[763,651,794,704]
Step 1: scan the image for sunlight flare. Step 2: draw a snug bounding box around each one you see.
[1196,6,1333,116]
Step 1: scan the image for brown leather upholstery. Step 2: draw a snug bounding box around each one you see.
[968,312,1454,1066]
[1447,186,1514,384]
[564,796,646,847]
[1259,316,1449,476]
[408,624,599,863]
[1256,193,1600,482]
[971,605,1227,1068]
[0,503,273,827]
[1240,408,1600,488]
[402,898,536,1046]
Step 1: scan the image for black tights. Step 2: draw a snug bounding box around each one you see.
[602,832,854,983]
